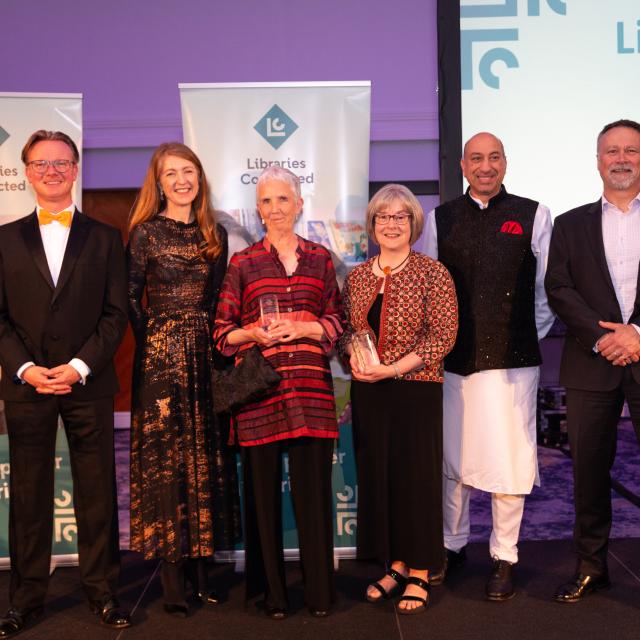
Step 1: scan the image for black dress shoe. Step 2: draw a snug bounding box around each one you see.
[164,603,189,618]
[430,546,467,586]
[485,559,516,601]
[0,607,43,638]
[196,590,221,605]
[91,598,132,629]
[553,572,611,603]
[308,607,330,618]
[265,606,287,620]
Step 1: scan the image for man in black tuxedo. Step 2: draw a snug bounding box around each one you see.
[0,130,130,635]
[545,119,640,602]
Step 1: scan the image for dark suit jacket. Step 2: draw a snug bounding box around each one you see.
[0,209,128,402]
[545,199,640,391]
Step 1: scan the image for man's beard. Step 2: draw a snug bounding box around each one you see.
[607,163,639,190]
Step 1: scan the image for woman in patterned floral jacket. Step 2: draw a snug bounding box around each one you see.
[339,184,458,615]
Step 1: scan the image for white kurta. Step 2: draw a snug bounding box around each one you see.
[424,201,555,495]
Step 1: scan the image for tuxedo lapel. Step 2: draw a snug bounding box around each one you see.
[52,209,90,304]
[20,211,55,290]
[583,200,616,297]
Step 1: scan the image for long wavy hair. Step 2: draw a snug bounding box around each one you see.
[129,142,222,261]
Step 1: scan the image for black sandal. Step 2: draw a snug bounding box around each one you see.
[397,576,430,615]
[366,568,407,603]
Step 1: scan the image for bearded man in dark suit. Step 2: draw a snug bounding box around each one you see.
[545,119,640,603]
[0,130,130,636]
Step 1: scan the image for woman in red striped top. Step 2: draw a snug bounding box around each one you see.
[213,166,343,619]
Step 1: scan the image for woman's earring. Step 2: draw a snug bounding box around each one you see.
[261,218,266,224]
[158,185,164,198]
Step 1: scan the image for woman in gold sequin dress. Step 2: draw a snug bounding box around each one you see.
[127,143,240,617]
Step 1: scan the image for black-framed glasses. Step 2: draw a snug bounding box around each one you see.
[27,159,76,174]
[374,212,412,225]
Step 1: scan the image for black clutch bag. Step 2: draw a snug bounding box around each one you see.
[212,345,282,413]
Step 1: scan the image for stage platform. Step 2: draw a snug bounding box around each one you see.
[0,538,638,640]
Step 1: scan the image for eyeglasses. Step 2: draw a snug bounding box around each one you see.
[374,213,412,226]
[27,159,76,174]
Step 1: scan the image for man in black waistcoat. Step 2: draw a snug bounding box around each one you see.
[545,119,640,602]
[425,132,554,600]
[0,130,130,636]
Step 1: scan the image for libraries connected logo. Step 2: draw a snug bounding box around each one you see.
[254,105,298,150]
[0,126,9,147]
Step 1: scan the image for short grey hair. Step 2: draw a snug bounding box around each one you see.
[597,119,640,152]
[366,183,424,245]
[256,166,301,201]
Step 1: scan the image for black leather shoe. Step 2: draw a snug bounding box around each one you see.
[430,546,467,586]
[91,598,132,629]
[553,572,611,603]
[196,590,221,605]
[163,603,189,618]
[0,607,43,638]
[265,606,287,620]
[308,607,330,618]
[485,559,516,601]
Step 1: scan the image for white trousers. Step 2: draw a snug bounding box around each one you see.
[443,474,525,564]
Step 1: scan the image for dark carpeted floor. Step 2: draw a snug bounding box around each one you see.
[469,420,640,544]
[0,538,638,640]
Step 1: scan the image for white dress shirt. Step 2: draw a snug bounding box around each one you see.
[17,205,90,383]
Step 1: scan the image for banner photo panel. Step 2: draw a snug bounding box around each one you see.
[0,93,82,222]
[180,81,370,556]
[459,0,640,216]
[180,82,371,271]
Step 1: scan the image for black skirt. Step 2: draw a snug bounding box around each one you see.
[351,378,443,569]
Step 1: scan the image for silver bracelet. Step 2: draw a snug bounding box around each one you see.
[392,362,402,379]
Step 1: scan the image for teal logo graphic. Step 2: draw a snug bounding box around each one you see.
[617,19,640,54]
[0,127,9,146]
[461,0,566,19]
[254,105,298,150]
[461,0,567,90]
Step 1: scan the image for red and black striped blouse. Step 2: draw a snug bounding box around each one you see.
[213,236,344,446]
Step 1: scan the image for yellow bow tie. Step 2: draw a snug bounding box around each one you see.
[38,209,73,227]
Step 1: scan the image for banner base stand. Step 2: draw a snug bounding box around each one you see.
[0,553,79,572]
[214,547,357,573]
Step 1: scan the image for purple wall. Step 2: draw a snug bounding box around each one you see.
[3,0,439,189]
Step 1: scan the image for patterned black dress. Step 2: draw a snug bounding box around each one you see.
[127,216,240,561]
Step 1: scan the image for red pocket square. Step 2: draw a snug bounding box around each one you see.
[500,221,523,234]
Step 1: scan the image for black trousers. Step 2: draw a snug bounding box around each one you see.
[5,395,120,612]
[161,557,210,606]
[566,368,640,576]
[242,437,335,611]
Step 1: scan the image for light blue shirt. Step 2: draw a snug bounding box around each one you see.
[601,194,640,324]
